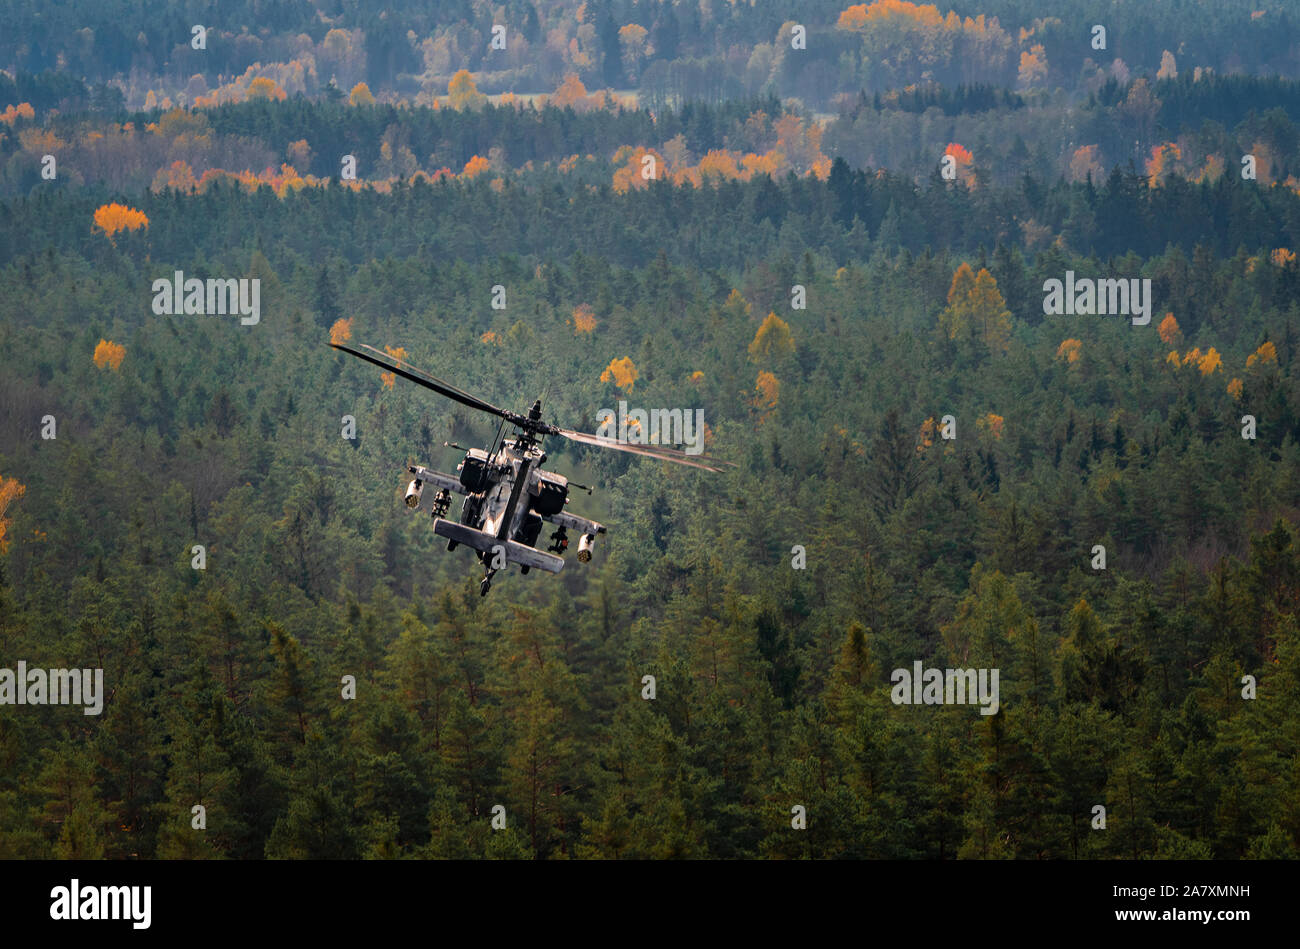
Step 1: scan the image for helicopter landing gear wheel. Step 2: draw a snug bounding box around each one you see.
[480,577,491,596]
[447,539,458,551]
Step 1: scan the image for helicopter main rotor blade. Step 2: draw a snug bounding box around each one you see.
[331,343,519,423]
[555,427,735,473]
[356,344,486,406]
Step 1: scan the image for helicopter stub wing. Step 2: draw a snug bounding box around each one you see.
[545,510,607,535]
[407,464,467,495]
[432,518,566,574]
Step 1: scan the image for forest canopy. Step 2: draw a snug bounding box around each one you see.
[0,0,1298,861]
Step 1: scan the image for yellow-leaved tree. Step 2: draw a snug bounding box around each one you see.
[349,82,376,106]
[248,77,288,101]
[600,357,638,392]
[939,262,1012,355]
[448,70,487,110]
[748,312,796,362]
[1247,341,1277,368]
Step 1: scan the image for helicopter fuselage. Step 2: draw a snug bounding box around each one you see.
[404,436,605,592]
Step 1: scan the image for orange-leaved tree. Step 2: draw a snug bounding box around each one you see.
[551,73,589,109]
[93,339,126,371]
[1056,339,1082,364]
[977,412,1005,440]
[380,345,408,388]
[0,476,25,554]
[944,142,975,187]
[462,155,491,178]
[1068,145,1103,184]
[611,146,664,193]
[1146,142,1182,187]
[1157,313,1181,346]
[0,102,35,124]
[93,203,149,242]
[917,416,937,453]
[571,304,597,333]
[754,371,780,413]
[329,318,353,345]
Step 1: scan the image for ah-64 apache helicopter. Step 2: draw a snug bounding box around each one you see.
[331,342,731,595]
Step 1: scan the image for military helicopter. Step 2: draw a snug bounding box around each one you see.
[331,342,731,595]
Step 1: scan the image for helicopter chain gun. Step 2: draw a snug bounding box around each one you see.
[331,342,732,595]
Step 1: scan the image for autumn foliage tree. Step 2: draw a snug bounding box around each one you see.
[92,203,148,242]
[0,102,35,124]
[571,304,597,333]
[753,371,780,421]
[93,339,126,371]
[328,318,353,345]
[1056,339,1082,364]
[1018,45,1047,88]
[611,146,664,192]
[1158,313,1182,346]
[447,71,487,111]
[1146,142,1182,187]
[1247,341,1278,368]
[940,262,1012,355]
[551,74,589,109]
[748,313,795,362]
[944,142,975,187]
[151,160,200,194]
[248,77,288,101]
[380,346,408,389]
[461,155,490,178]
[600,357,638,392]
[1068,145,1104,184]
[0,476,25,554]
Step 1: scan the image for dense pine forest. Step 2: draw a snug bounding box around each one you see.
[0,1,1298,861]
